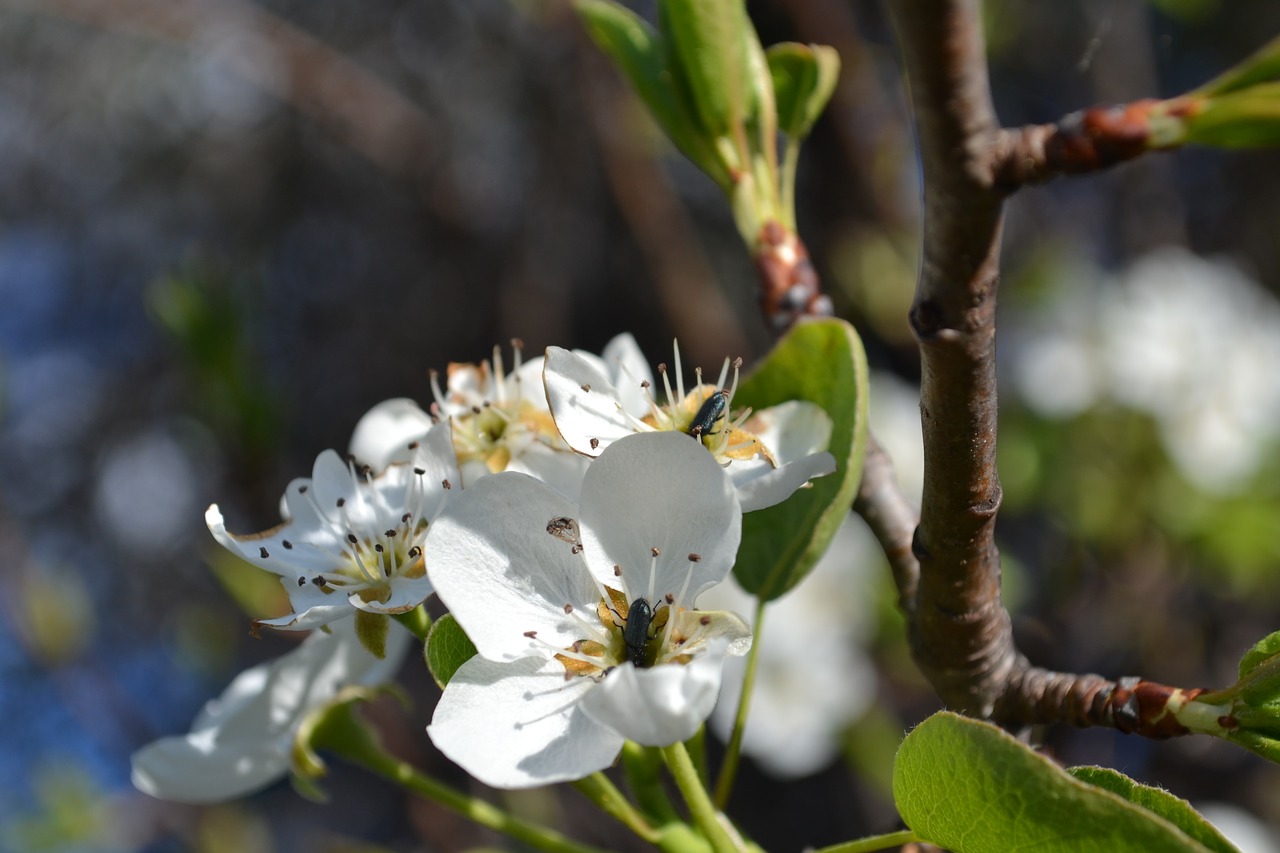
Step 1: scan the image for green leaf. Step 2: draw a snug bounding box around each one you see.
[659,0,752,139]
[1239,629,1280,680]
[1192,33,1280,98]
[730,318,868,601]
[1177,84,1280,149]
[893,712,1227,853]
[574,0,731,189]
[1069,766,1237,853]
[425,613,478,689]
[766,43,841,139]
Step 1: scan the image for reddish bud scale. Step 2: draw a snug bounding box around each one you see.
[1107,677,1206,739]
[1044,99,1159,174]
[754,221,831,332]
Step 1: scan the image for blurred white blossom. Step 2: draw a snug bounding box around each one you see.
[1009,248,1280,493]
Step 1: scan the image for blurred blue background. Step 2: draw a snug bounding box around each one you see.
[2,0,1280,850]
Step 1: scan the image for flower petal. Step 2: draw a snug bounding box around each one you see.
[544,346,642,456]
[505,441,591,502]
[426,472,603,661]
[579,644,729,746]
[578,432,741,602]
[352,574,435,615]
[731,451,836,513]
[427,655,623,789]
[348,398,434,472]
[598,333,653,417]
[132,618,408,802]
[733,400,837,511]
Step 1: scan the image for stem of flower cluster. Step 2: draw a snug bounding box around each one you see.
[810,829,920,853]
[391,604,432,641]
[713,597,767,809]
[571,773,660,844]
[661,741,743,853]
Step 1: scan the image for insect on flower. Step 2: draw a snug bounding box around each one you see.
[687,389,728,440]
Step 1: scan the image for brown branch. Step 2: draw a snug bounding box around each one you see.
[852,433,920,615]
[991,101,1161,189]
[878,0,1206,741]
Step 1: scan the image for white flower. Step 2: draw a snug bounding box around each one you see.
[543,340,836,511]
[349,335,650,501]
[131,616,410,803]
[703,513,880,778]
[426,431,751,788]
[206,419,457,631]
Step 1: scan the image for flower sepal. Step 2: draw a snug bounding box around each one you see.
[291,683,411,803]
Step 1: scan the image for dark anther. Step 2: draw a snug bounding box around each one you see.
[298,485,309,494]
[688,553,702,562]
[581,383,591,392]
[374,544,384,553]
[665,593,675,604]
[402,513,412,523]
[590,438,600,450]
[563,604,573,614]
[408,546,422,558]
[613,565,622,576]
[259,546,269,558]
[297,576,306,586]
[347,533,359,544]
[408,441,419,450]
[650,546,661,557]
[442,479,452,490]
[282,540,293,549]
[385,529,397,538]
[699,615,711,625]
[524,630,538,638]
[336,497,346,508]
[414,467,426,475]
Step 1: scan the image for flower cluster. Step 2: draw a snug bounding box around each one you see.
[132,333,836,800]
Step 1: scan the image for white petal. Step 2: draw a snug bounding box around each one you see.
[544,346,640,456]
[428,655,622,789]
[510,355,551,409]
[579,646,729,746]
[426,472,603,661]
[578,432,741,602]
[352,574,434,615]
[598,333,653,418]
[348,398,434,472]
[256,603,356,631]
[310,450,358,518]
[133,618,409,802]
[732,451,836,513]
[505,442,591,502]
[746,400,833,462]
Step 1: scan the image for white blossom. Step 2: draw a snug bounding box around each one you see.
[544,340,836,511]
[426,432,750,788]
[131,617,410,803]
[206,419,457,632]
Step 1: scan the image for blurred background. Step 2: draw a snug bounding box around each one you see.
[3,0,1280,850]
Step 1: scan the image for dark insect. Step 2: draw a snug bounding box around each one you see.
[688,390,728,439]
[623,597,654,667]
[546,516,580,546]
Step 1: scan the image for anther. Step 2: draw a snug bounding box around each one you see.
[408,546,422,559]
[563,604,573,614]
[297,576,306,586]
[374,544,384,553]
[650,546,661,557]
[312,576,327,588]
[613,565,622,577]
[401,513,412,524]
[414,467,426,475]
[336,497,346,508]
[298,485,309,494]
[688,553,702,562]
[408,441,420,450]
[665,593,675,604]
[282,540,293,549]
[524,630,538,638]
[442,479,452,490]
[258,546,270,558]
[385,529,397,538]
[581,383,591,392]
[347,533,359,544]
[699,615,711,626]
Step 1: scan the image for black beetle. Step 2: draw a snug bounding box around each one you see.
[623,598,655,667]
[688,390,728,439]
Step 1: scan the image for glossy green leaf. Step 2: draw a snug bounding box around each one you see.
[1069,766,1236,853]
[730,318,868,601]
[894,711,1224,852]
[1192,33,1280,98]
[767,42,841,139]
[659,0,751,138]
[574,0,731,189]
[425,613,478,689]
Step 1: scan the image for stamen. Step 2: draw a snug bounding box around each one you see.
[672,340,686,401]
[259,547,269,559]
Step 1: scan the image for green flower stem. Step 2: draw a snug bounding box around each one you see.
[391,605,432,641]
[571,773,660,844]
[810,829,920,853]
[622,742,682,824]
[661,741,742,853]
[686,725,709,787]
[323,707,605,853]
[713,597,767,809]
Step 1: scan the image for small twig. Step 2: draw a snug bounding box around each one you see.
[851,433,919,614]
